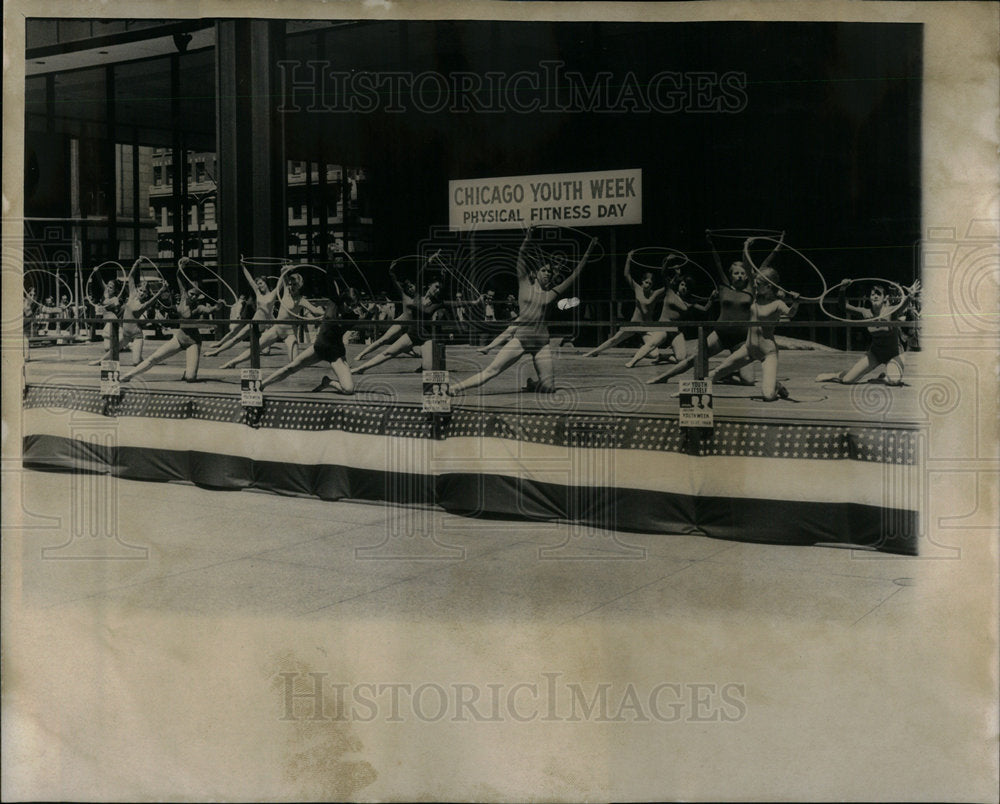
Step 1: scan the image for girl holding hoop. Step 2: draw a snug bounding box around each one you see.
[353,265,482,375]
[816,279,921,386]
[219,267,323,370]
[449,228,596,396]
[647,235,783,386]
[121,261,226,383]
[583,254,665,358]
[625,262,717,368]
[205,266,282,357]
[89,259,165,366]
[352,256,421,363]
[706,266,800,401]
[260,282,356,395]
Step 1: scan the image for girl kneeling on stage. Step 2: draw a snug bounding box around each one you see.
[816,279,920,386]
[260,284,356,394]
[121,260,225,383]
[708,267,799,402]
[449,228,596,396]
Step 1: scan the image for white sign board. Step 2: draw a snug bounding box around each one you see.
[422,370,451,413]
[100,360,121,398]
[449,169,642,231]
[241,368,263,408]
[679,379,713,427]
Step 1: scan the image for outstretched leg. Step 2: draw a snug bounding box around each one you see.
[816,351,880,384]
[582,326,637,358]
[261,345,321,389]
[530,344,556,392]
[648,331,721,384]
[478,324,517,354]
[625,331,669,368]
[121,337,182,381]
[352,334,415,374]
[220,327,279,370]
[355,323,403,361]
[449,339,526,394]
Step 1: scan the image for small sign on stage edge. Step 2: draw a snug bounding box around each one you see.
[100,360,121,398]
[679,379,713,428]
[422,370,451,413]
[241,368,263,408]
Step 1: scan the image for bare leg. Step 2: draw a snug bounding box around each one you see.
[220,327,279,370]
[708,344,752,383]
[130,337,144,365]
[121,337,182,381]
[758,351,786,401]
[261,345,321,388]
[181,344,201,381]
[449,339,526,394]
[205,322,251,356]
[531,343,556,392]
[625,331,669,368]
[353,334,415,374]
[648,332,722,384]
[817,351,880,384]
[478,324,517,354]
[582,326,639,358]
[355,323,403,361]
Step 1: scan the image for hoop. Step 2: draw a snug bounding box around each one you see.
[240,255,292,269]
[429,252,483,299]
[23,269,76,304]
[743,236,829,302]
[131,256,171,292]
[85,261,128,305]
[330,248,376,301]
[179,258,240,306]
[628,247,718,301]
[818,277,908,322]
[531,224,605,263]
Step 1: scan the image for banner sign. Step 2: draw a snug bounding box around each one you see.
[449,169,642,231]
[679,379,713,427]
[422,370,451,412]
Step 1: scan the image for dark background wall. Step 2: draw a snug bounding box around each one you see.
[282,20,922,295]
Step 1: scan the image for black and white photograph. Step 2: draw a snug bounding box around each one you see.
[3,1,998,800]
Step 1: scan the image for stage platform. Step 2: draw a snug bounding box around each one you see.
[20,341,922,555]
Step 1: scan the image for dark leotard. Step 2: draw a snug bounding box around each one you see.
[716,285,752,351]
[313,303,347,362]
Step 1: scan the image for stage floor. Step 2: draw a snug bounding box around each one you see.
[22,340,921,426]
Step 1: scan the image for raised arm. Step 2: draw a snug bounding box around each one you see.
[706,230,728,285]
[691,289,718,313]
[134,285,166,314]
[552,237,596,296]
[623,254,638,292]
[759,231,786,270]
[515,228,533,282]
[837,279,867,316]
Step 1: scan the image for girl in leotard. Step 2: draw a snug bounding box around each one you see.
[205,269,279,357]
[583,254,665,357]
[352,270,481,375]
[89,260,165,366]
[260,282,356,394]
[708,267,799,401]
[816,279,921,386]
[219,268,322,369]
[352,257,420,362]
[448,228,596,395]
[647,233,784,385]
[625,266,717,368]
[120,261,225,383]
